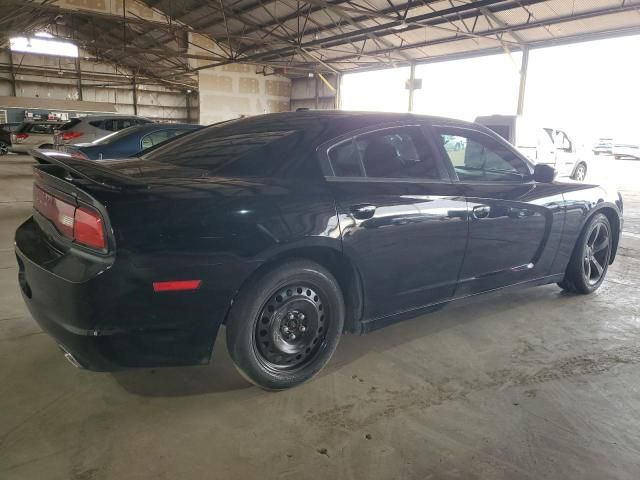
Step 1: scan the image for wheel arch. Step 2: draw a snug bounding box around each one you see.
[583,205,621,264]
[223,245,365,334]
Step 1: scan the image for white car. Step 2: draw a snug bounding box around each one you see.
[613,144,640,160]
[54,115,153,146]
[475,115,588,181]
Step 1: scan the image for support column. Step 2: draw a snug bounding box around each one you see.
[185,90,192,123]
[75,56,83,101]
[8,52,17,97]
[132,75,138,115]
[517,47,530,116]
[335,73,342,109]
[314,74,319,110]
[407,63,416,113]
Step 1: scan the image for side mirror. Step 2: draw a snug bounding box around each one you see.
[534,164,556,183]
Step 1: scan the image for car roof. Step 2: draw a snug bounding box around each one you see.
[263,110,473,123]
[73,115,152,122]
[130,122,200,132]
[201,111,480,141]
[110,123,201,137]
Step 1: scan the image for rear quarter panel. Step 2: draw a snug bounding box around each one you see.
[552,183,622,274]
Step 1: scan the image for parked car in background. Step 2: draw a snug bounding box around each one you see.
[55,115,153,146]
[9,121,65,153]
[475,115,589,181]
[0,122,21,155]
[17,111,623,390]
[613,143,640,160]
[593,138,613,155]
[61,123,202,160]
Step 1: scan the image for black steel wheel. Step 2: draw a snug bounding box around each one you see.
[559,213,612,294]
[226,259,344,390]
[255,284,329,371]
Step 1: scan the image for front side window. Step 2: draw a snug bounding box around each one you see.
[437,128,531,182]
[327,126,443,179]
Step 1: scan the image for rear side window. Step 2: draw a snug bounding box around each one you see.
[99,119,138,131]
[59,118,82,131]
[327,126,444,179]
[116,118,137,131]
[23,123,58,134]
[328,140,362,177]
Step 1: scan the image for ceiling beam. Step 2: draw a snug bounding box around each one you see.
[250,0,532,62]
[320,2,640,65]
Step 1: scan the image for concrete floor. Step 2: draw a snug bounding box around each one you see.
[1,153,639,480]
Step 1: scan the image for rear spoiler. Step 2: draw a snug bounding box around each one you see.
[30,149,147,191]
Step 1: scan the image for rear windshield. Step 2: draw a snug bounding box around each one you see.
[0,123,20,132]
[18,123,61,134]
[142,121,306,177]
[59,118,82,131]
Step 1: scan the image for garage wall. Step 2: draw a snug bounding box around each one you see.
[290,74,338,111]
[189,33,291,125]
[0,49,195,123]
[197,64,291,125]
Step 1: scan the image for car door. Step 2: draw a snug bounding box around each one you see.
[553,129,577,177]
[433,123,565,296]
[322,123,469,320]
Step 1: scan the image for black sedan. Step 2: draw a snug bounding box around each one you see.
[62,122,202,160]
[16,111,623,390]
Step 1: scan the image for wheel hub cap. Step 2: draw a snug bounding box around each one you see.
[255,285,327,368]
[583,222,610,285]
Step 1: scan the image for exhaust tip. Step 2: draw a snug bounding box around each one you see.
[58,345,84,369]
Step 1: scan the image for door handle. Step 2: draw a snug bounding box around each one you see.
[471,205,491,220]
[350,204,377,220]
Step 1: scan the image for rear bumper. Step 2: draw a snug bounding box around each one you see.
[15,216,242,371]
[9,144,32,153]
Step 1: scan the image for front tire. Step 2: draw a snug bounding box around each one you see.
[558,213,612,294]
[226,259,344,390]
[0,142,8,155]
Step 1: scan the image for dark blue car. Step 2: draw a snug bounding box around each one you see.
[63,122,202,160]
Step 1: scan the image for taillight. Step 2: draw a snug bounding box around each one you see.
[153,280,202,292]
[62,131,83,141]
[15,133,29,141]
[74,207,105,249]
[33,185,106,250]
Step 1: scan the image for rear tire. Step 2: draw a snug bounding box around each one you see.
[572,162,587,181]
[558,213,612,294]
[226,259,344,390]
